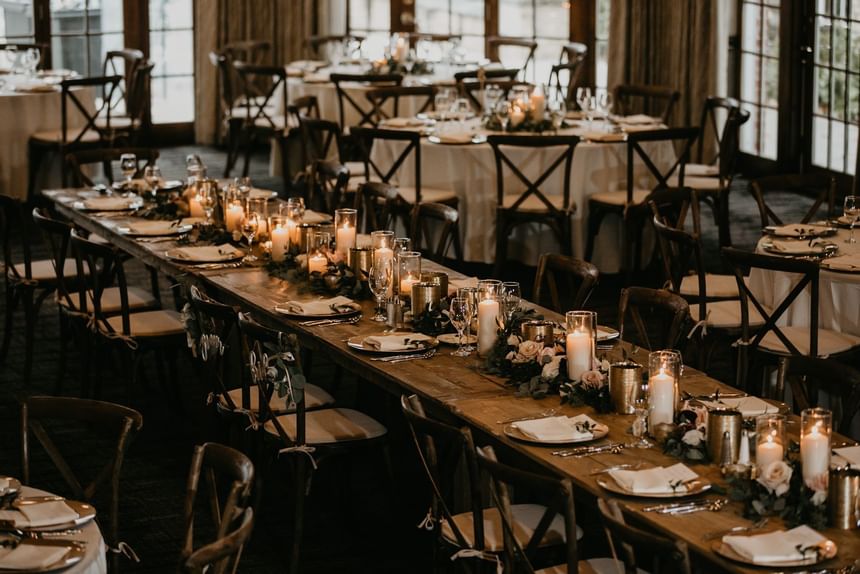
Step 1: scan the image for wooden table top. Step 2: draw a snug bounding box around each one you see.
[45,188,860,573]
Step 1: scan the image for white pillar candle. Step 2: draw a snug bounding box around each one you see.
[225,204,244,232]
[756,433,784,469]
[510,107,526,127]
[477,297,500,356]
[286,219,298,246]
[308,253,328,275]
[565,329,592,381]
[336,224,356,256]
[801,424,830,485]
[400,274,419,297]
[648,369,675,428]
[374,247,394,268]
[188,196,204,218]
[271,224,289,262]
[530,92,546,121]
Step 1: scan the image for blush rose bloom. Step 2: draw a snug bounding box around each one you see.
[541,355,562,380]
[539,346,557,363]
[517,340,543,361]
[756,460,793,497]
[580,369,605,389]
[682,429,704,447]
[507,334,522,347]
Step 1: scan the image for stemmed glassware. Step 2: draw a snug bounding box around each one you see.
[494,100,512,132]
[284,197,305,221]
[576,87,595,130]
[844,195,859,244]
[483,85,505,116]
[501,281,521,326]
[548,96,567,131]
[197,182,216,225]
[435,87,455,122]
[449,297,470,357]
[458,286,479,354]
[596,89,614,127]
[241,213,259,262]
[21,47,39,77]
[143,164,162,201]
[119,153,137,189]
[368,261,393,322]
[631,381,654,448]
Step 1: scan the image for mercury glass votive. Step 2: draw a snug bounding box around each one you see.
[565,311,596,382]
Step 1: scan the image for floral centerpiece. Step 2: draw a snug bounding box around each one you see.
[370,57,433,76]
[661,405,710,463]
[265,248,372,301]
[482,114,562,134]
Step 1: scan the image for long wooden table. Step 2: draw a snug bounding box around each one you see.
[45,188,860,573]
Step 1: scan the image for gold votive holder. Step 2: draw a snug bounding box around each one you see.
[520,320,554,344]
[420,272,448,298]
[830,466,860,530]
[348,247,373,278]
[410,282,442,319]
[296,223,320,252]
[608,361,641,414]
[707,408,742,464]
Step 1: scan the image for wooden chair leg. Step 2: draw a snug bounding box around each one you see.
[584,205,606,262]
[21,288,36,383]
[289,456,309,574]
[0,285,18,365]
[493,212,508,279]
[54,310,68,395]
[242,129,254,178]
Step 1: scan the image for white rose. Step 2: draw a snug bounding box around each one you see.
[811,489,828,506]
[517,340,543,361]
[681,429,704,447]
[580,369,605,389]
[541,356,562,380]
[539,346,557,362]
[510,353,530,364]
[756,460,793,497]
[507,334,522,346]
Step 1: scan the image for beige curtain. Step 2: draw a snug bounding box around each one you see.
[607,0,720,129]
[194,0,313,144]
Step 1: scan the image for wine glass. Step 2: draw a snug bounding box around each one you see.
[501,282,521,326]
[483,85,504,116]
[844,195,859,244]
[284,197,305,221]
[5,46,18,74]
[241,213,259,262]
[119,153,137,188]
[198,183,216,225]
[434,88,455,122]
[631,381,654,448]
[575,87,592,113]
[596,89,614,126]
[368,262,393,322]
[143,165,162,200]
[185,154,206,181]
[458,286,479,354]
[548,96,567,131]
[21,47,39,77]
[494,100,512,132]
[236,176,252,200]
[449,297,470,357]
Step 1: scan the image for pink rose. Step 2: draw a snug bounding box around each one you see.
[517,340,543,361]
[539,346,557,363]
[580,369,605,389]
[756,460,793,497]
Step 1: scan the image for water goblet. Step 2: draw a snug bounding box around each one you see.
[501,281,521,325]
[494,100,512,132]
[631,381,654,448]
[449,297,470,357]
[368,262,393,322]
[119,153,137,188]
[844,195,859,244]
[548,97,567,130]
[143,165,162,201]
[458,286,479,353]
[241,213,259,262]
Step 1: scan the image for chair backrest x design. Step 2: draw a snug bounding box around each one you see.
[329,73,403,129]
[533,253,599,314]
[618,286,690,351]
[233,62,288,132]
[625,127,699,205]
[750,173,837,228]
[350,126,423,199]
[410,202,463,264]
[59,75,122,145]
[776,356,860,435]
[613,83,681,124]
[365,85,436,125]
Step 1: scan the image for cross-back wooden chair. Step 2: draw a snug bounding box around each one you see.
[222,40,271,67]
[453,67,520,84]
[311,159,352,213]
[613,84,681,124]
[721,247,860,395]
[550,43,587,105]
[238,314,388,574]
[210,51,245,176]
[182,507,254,574]
[350,126,458,231]
[20,396,143,572]
[101,59,153,145]
[179,442,255,574]
[750,173,837,228]
[28,75,122,199]
[688,96,742,175]
[533,253,599,314]
[406,32,462,44]
[102,48,145,116]
[365,85,436,125]
[487,36,538,79]
[585,126,699,278]
[233,62,290,177]
[329,72,403,130]
[776,356,860,436]
[487,134,579,278]
[460,79,534,114]
[354,182,400,233]
[617,286,690,352]
[409,202,463,265]
[65,147,160,188]
[598,498,692,574]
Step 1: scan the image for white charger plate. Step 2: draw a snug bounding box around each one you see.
[347,335,438,354]
[711,540,835,568]
[597,476,711,499]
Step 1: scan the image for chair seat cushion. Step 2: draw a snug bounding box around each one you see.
[758,326,860,357]
[30,128,102,144]
[59,286,157,315]
[679,273,742,299]
[668,174,722,191]
[396,185,457,205]
[104,309,184,338]
[263,407,387,445]
[222,384,335,413]
[501,193,574,213]
[689,299,767,329]
[685,162,719,177]
[12,260,79,283]
[588,189,650,206]
[441,504,582,552]
[537,558,638,574]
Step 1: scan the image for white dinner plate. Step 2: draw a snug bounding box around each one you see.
[596,476,712,499]
[347,335,438,354]
[74,197,143,212]
[0,539,86,572]
[761,239,837,256]
[710,540,834,568]
[116,221,193,237]
[436,333,477,345]
[503,421,609,445]
[165,245,245,264]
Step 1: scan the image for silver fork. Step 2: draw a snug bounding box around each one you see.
[371,349,436,363]
[702,517,768,541]
[300,315,361,327]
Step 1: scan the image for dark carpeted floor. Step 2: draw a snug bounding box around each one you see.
[0,143,825,573]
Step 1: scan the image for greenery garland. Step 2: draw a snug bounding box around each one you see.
[482,115,568,134]
[265,250,372,300]
[661,407,710,463]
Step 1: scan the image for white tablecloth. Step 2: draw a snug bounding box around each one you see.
[0,75,95,200]
[369,120,675,272]
[751,228,860,337]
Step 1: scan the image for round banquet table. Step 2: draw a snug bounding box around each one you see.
[750,228,860,337]
[1,485,107,574]
[0,74,95,201]
[369,119,676,273]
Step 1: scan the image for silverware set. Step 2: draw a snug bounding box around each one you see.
[642,498,728,515]
[495,409,558,425]
[682,389,747,401]
[300,315,361,327]
[589,462,643,475]
[702,517,769,540]
[370,349,437,363]
[191,262,244,271]
[552,442,628,458]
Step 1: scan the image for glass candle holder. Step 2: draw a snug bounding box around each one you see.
[225,199,245,233]
[393,237,411,288]
[334,208,357,257]
[477,280,501,357]
[565,310,595,381]
[755,414,786,472]
[801,408,832,492]
[647,350,681,430]
[371,230,395,267]
[397,251,421,300]
[248,198,268,239]
[307,231,331,275]
[269,215,290,262]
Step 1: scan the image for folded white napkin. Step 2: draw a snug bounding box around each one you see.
[82,197,138,211]
[513,414,599,442]
[363,333,433,351]
[767,224,830,237]
[685,164,719,177]
[767,238,826,254]
[303,72,329,83]
[833,445,860,466]
[723,525,827,564]
[434,132,474,144]
[382,117,427,128]
[169,245,243,262]
[609,463,698,494]
[701,396,775,417]
[276,296,355,316]
[121,220,184,235]
[0,500,79,528]
[822,253,860,272]
[618,114,661,125]
[0,544,71,570]
[582,131,626,143]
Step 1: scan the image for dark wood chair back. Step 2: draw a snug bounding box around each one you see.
[406,32,462,44]
[750,173,837,227]
[287,95,320,126]
[209,51,236,114]
[31,208,75,309]
[533,253,599,313]
[453,67,520,84]
[409,202,463,264]
[487,36,538,78]
[182,507,254,574]
[102,48,145,113]
[694,96,741,166]
[487,134,579,215]
[180,442,255,574]
[350,126,424,202]
[59,75,123,145]
[777,356,860,436]
[476,445,579,574]
[222,40,271,66]
[20,396,143,569]
[329,73,403,129]
[400,394,485,552]
[355,182,400,232]
[613,83,681,124]
[618,286,690,351]
[365,85,436,124]
[124,60,153,130]
[0,196,35,284]
[598,498,692,574]
[551,42,587,105]
[625,127,699,204]
[312,159,351,213]
[233,62,288,132]
[65,147,159,188]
